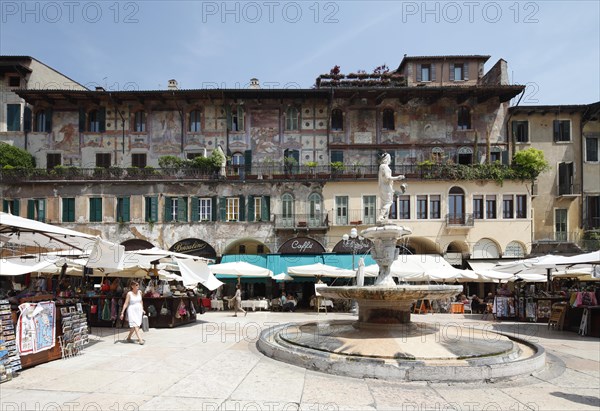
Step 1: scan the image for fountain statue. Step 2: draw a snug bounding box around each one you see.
[257,152,546,381]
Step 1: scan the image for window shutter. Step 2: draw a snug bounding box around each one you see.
[512,121,518,139]
[79,108,86,132]
[244,150,252,174]
[431,64,436,81]
[14,200,20,216]
[219,197,227,221]
[38,200,46,222]
[237,106,244,130]
[24,106,32,132]
[98,107,106,132]
[150,196,158,222]
[211,196,218,221]
[247,195,255,222]
[501,150,509,165]
[191,197,199,221]
[96,199,103,222]
[27,199,35,219]
[123,197,130,222]
[565,121,571,141]
[449,64,455,81]
[225,106,232,130]
[416,64,422,82]
[553,120,560,141]
[62,199,69,222]
[238,195,245,221]
[46,108,53,132]
[7,104,21,131]
[463,62,469,80]
[178,197,187,222]
[262,196,271,221]
[164,197,173,222]
[2,200,8,213]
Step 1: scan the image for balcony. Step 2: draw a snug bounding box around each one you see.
[274,213,328,231]
[445,213,474,228]
[328,209,377,227]
[558,183,581,198]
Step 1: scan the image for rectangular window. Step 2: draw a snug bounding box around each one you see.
[116,197,130,223]
[145,196,158,223]
[335,196,348,225]
[62,198,75,222]
[473,195,484,219]
[363,195,376,224]
[254,197,262,222]
[429,195,440,219]
[586,137,599,162]
[47,153,61,169]
[96,153,111,168]
[558,162,574,195]
[3,199,20,216]
[516,195,527,219]
[417,195,428,219]
[131,153,147,168]
[27,199,46,222]
[555,209,567,241]
[89,197,102,222]
[553,120,571,142]
[398,195,410,219]
[513,120,529,143]
[165,197,188,222]
[421,64,431,82]
[226,197,239,221]
[7,104,21,131]
[198,198,212,221]
[486,195,497,219]
[503,195,514,219]
[88,111,100,132]
[134,111,146,132]
[586,196,600,229]
[453,64,463,80]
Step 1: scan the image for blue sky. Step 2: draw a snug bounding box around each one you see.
[1,1,598,105]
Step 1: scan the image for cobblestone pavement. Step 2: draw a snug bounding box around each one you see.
[1,311,598,410]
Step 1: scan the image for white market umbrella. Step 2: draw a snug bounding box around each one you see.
[287,263,355,278]
[209,261,272,285]
[0,211,97,251]
[272,272,294,281]
[531,251,600,267]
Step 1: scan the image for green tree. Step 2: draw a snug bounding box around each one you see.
[512,148,550,181]
[0,143,35,168]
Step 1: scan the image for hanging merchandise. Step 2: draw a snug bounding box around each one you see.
[16,301,56,356]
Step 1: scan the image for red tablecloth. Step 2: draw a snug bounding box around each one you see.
[201,298,211,308]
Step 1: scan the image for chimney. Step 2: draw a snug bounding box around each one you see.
[168,79,178,90]
[95,86,105,91]
[249,78,260,89]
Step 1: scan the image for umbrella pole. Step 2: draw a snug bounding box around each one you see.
[546,268,552,292]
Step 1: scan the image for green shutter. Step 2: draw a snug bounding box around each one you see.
[79,108,86,132]
[164,197,173,222]
[7,104,21,131]
[98,107,106,132]
[212,196,218,221]
[219,197,227,221]
[90,198,102,222]
[3,200,8,213]
[46,108,53,132]
[261,196,270,221]
[38,199,46,222]
[150,196,158,222]
[62,198,72,222]
[244,150,252,174]
[122,197,130,222]
[23,107,32,132]
[247,195,255,222]
[27,199,35,219]
[178,197,187,222]
[191,197,199,221]
[238,195,245,221]
[13,199,20,216]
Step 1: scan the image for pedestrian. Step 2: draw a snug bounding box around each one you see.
[120,280,145,345]
[232,284,246,317]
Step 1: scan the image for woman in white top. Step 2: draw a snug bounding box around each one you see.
[120,281,145,344]
[232,284,246,317]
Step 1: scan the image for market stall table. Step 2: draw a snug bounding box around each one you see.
[241,300,270,311]
[211,300,224,311]
[450,302,465,314]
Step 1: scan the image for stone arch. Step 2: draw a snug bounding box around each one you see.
[504,241,526,258]
[223,238,271,257]
[472,238,501,259]
[402,236,440,254]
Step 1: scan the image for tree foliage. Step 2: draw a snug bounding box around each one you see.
[512,148,550,181]
[0,143,35,168]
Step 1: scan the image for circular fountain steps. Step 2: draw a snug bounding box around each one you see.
[257,320,545,382]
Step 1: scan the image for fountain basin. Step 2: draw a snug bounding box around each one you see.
[318,285,463,328]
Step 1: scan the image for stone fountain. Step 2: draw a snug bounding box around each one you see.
[257,153,546,382]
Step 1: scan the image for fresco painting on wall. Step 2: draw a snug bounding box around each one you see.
[151,111,181,154]
[51,112,79,155]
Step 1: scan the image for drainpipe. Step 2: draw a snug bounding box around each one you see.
[173,92,184,156]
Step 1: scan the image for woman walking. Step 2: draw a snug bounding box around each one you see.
[232,284,246,317]
[120,280,145,344]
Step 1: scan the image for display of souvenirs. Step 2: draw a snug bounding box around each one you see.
[16,301,56,356]
[493,296,515,318]
[536,299,552,320]
[59,304,89,358]
[0,300,21,378]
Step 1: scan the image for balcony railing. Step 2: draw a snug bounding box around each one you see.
[558,183,582,196]
[273,213,328,230]
[445,213,474,227]
[327,209,377,226]
[534,231,581,244]
[0,163,536,183]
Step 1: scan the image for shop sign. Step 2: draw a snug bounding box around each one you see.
[279,237,325,254]
[170,239,216,258]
